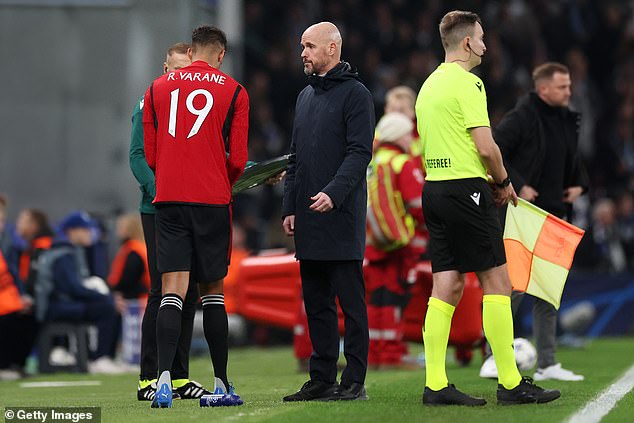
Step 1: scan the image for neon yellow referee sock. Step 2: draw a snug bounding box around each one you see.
[423,297,455,391]
[172,378,190,389]
[483,294,522,389]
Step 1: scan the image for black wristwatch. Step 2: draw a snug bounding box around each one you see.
[495,177,511,188]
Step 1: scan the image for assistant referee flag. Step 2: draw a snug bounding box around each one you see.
[504,199,585,309]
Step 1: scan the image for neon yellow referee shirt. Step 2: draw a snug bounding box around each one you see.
[415,62,490,181]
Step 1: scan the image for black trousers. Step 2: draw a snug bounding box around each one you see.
[300,260,368,385]
[0,312,37,369]
[139,213,198,381]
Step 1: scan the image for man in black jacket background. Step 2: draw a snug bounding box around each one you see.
[480,62,589,382]
[282,21,374,402]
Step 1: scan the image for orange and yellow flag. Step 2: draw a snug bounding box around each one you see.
[504,199,585,309]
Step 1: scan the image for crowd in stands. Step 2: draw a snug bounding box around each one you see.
[0,195,253,379]
[0,199,149,378]
[239,0,634,272]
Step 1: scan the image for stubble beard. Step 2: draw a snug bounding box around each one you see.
[304,60,322,76]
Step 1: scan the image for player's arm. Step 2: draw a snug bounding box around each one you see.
[129,98,156,199]
[471,126,517,206]
[142,84,157,171]
[226,87,249,186]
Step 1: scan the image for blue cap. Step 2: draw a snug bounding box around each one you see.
[59,211,93,231]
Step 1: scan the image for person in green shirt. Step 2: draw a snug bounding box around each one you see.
[130,42,210,401]
[415,10,560,406]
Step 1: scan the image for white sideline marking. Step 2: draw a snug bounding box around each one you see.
[564,363,634,423]
[20,381,102,388]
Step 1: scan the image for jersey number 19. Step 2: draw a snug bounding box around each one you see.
[168,88,214,139]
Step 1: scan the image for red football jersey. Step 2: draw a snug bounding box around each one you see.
[143,60,249,205]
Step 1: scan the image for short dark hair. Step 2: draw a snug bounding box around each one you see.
[191,25,227,53]
[439,10,482,50]
[166,42,190,57]
[0,194,7,212]
[25,208,54,237]
[532,62,570,85]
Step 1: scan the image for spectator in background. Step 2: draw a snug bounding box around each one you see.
[598,112,634,193]
[15,209,54,297]
[282,21,374,402]
[0,196,37,380]
[0,195,12,256]
[0,196,23,306]
[45,211,123,374]
[616,191,634,271]
[383,85,425,163]
[108,213,150,308]
[566,48,599,161]
[384,85,417,120]
[585,199,628,273]
[0,246,37,380]
[481,62,588,382]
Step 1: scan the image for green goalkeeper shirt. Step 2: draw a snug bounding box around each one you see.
[130,96,156,214]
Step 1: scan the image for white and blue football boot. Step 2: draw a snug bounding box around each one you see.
[199,377,243,407]
[151,370,173,408]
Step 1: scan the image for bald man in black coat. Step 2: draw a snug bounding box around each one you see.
[282,22,375,402]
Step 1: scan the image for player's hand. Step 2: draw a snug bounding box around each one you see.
[563,186,583,203]
[265,171,286,186]
[494,183,518,207]
[309,192,334,213]
[519,185,539,202]
[282,215,295,236]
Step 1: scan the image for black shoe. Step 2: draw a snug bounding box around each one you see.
[283,380,339,402]
[173,380,211,399]
[497,376,561,405]
[327,383,368,401]
[138,381,156,401]
[138,381,181,401]
[422,384,487,406]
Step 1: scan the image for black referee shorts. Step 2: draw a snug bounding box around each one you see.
[155,203,231,282]
[422,177,506,273]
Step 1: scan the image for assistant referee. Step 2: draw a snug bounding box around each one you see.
[415,10,560,406]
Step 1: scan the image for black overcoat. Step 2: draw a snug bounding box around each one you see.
[282,62,375,261]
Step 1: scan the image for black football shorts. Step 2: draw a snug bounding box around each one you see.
[155,203,231,282]
[422,177,506,273]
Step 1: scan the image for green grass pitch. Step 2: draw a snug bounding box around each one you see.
[1,338,633,422]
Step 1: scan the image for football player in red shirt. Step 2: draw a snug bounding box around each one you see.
[143,25,249,408]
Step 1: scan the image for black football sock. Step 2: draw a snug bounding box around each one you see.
[202,294,229,390]
[156,293,183,376]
